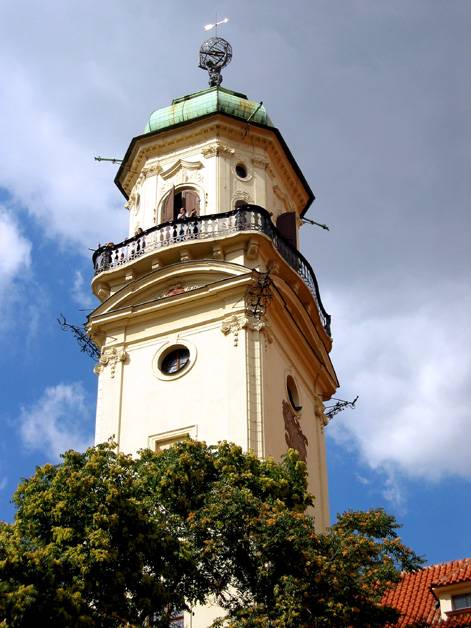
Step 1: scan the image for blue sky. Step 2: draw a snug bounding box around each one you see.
[0,0,470,565]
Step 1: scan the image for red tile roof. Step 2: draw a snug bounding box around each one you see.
[383,559,471,626]
[432,561,471,588]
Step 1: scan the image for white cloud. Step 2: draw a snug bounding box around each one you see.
[0,60,127,251]
[19,383,93,460]
[71,270,95,309]
[0,209,31,289]
[380,467,407,514]
[0,207,51,341]
[328,288,471,486]
[355,473,370,486]
[0,208,33,333]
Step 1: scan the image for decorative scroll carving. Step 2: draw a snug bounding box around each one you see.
[314,394,329,431]
[94,347,128,378]
[125,171,147,212]
[160,159,204,180]
[221,315,243,347]
[233,190,251,203]
[282,399,308,462]
[246,316,273,348]
[142,163,162,177]
[95,282,110,301]
[246,239,259,261]
[220,314,272,348]
[125,190,140,213]
[201,142,235,158]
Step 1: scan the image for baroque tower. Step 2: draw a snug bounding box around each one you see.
[88,38,338,541]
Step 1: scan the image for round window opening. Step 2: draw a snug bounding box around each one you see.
[287,375,302,412]
[160,346,190,375]
[235,163,248,179]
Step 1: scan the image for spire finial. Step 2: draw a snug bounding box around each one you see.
[199,19,232,87]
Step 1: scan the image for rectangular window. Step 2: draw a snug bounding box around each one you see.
[148,425,197,452]
[452,593,471,610]
[154,433,189,452]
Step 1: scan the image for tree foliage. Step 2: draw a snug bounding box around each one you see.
[0,441,422,627]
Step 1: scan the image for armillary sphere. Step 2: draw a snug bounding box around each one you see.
[198,37,233,86]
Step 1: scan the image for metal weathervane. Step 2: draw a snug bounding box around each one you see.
[199,17,232,87]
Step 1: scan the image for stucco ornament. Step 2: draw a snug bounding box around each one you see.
[282,399,308,462]
[201,142,235,158]
[160,159,203,180]
[221,314,272,348]
[221,315,244,347]
[314,394,329,431]
[142,162,162,177]
[232,190,251,204]
[125,172,146,213]
[246,315,273,349]
[94,347,128,378]
[125,190,140,213]
[156,283,203,299]
[95,282,110,301]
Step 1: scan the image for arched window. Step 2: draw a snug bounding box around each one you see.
[286,375,302,412]
[161,187,200,223]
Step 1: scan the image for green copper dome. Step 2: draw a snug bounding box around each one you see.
[144,86,273,133]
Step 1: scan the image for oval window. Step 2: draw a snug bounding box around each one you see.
[235,163,248,179]
[287,375,302,412]
[160,346,190,375]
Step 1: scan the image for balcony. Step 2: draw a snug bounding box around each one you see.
[92,206,331,335]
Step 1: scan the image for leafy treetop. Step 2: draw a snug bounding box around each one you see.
[0,440,423,627]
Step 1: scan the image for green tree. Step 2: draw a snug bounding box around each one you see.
[0,441,422,627]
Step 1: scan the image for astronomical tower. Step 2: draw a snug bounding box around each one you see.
[88,37,338,552]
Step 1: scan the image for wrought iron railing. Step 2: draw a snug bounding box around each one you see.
[92,206,331,335]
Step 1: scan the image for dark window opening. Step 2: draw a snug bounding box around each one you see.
[235,199,248,209]
[452,593,471,611]
[235,163,248,179]
[161,187,200,224]
[276,212,297,249]
[160,346,190,375]
[287,375,302,412]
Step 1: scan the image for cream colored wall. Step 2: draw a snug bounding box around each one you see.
[122,327,240,453]
[126,130,295,239]
[95,312,251,455]
[93,257,333,531]
[260,329,330,531]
